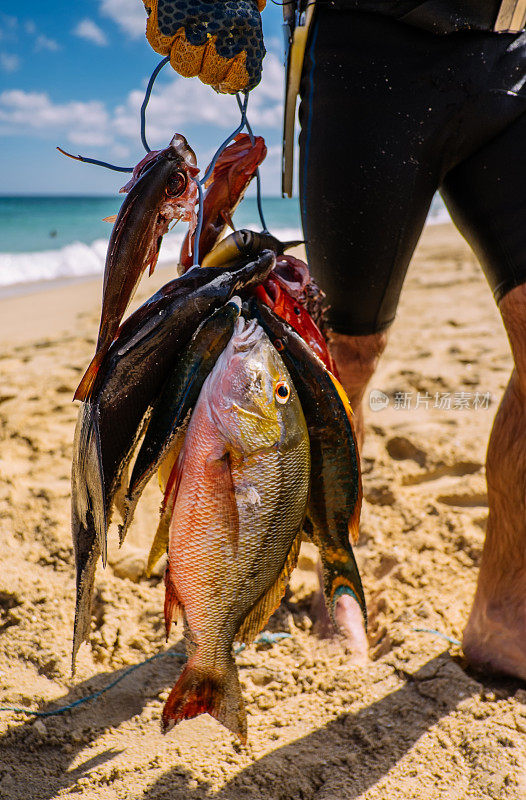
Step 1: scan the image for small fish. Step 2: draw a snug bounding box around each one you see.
[74,134,199,402]
[179,134,267,270]
[251,300,366,626]
[200,229,303,269]
[120,297,242,543]
[71,253,274,672]
[161,317,310,741]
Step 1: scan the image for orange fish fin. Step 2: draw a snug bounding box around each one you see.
[146,506,170,578]
[148,451,185,578]
[164,566,182,640]
[204,453,239,553]
[74,349,106,402]
[161,655,247,743]
[236,529,302,646]
[326,371,354,421]
[102,214,117,223]
[326,371,362,544]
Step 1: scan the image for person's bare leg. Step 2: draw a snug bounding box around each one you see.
[328,330,388,447]
[463,284,526,679]
[311,330,388,658]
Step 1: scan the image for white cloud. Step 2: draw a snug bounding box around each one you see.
[73,19,108,47]
[0,50,284,179]
[1,15,18,31]
[112,51,284,144]
[0,90,109,149]
[0,52,20,72]
[100,0,145,39]
[35,34,60,52]
[24,20,36,35]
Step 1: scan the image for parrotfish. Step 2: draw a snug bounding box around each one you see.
[251,300,366,626]
[71,254,274,671]
[74,134,199,402]
[161,317,310,741]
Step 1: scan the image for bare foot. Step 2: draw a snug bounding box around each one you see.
[463,596,526,681]
[334,594,370,665]
[311,587,369,665]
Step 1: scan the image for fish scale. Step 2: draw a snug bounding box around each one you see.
[161,317,310,741]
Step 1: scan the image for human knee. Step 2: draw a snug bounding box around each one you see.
[328,330,388,390]
[499,283,526,396]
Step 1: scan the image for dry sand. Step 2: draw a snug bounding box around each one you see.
[1,222,525,799]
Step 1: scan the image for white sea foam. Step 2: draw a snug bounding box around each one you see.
[0,225,304,290]
[0,206,448,291]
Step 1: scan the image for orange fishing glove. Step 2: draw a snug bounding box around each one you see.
[144,0,266,93]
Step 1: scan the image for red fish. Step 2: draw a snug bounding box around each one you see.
[256,276,338,375]
[75,134,199,402]
[179,133,267,270]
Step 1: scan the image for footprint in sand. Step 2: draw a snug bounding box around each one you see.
[436,491,488,508]
[386,436,427,467]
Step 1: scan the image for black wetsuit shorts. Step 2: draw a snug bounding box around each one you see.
[299,10,526,335]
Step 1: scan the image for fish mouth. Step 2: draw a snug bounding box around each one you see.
[168,134,198,170]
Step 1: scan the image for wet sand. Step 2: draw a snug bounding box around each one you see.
[1,222,525,799]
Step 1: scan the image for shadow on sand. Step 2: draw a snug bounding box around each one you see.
[2,648,521,800]
[0,644,186,799]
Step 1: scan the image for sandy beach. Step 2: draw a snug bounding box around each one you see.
[1,221,525,800]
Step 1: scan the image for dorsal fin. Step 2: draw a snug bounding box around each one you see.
[146,451,184,577]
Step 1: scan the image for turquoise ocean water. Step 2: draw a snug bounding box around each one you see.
[0,195,449,289]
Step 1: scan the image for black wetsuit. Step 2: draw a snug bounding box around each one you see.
[299,4,526,334]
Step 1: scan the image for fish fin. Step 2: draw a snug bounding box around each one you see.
[146,485,175,578]
[72,538,100,674]
[164,566,182,639]
[74,350,105,402]
[146,511,170,578]
[112,459,129,524]
[90,408,108,567]
[314,536,367,629]
[326,371,362,544]
[149,450,184,580]
[236,529,303,645]
[347,473,362,546]
[220,210,235,231]
[162,654,247,743]
[102,214,118,223]
[204,453,239,553]
[71,403,107,671]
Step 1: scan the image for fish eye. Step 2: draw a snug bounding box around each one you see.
[274,339,285,352]
[166,171,187,197]
[275,381,291,404]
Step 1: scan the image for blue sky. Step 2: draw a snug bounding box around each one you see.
[0,1,287,195]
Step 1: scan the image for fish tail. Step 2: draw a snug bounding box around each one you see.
[325,554,367,631]
[164,567,182,639]
[74,350,105,402]
[161,654,247,742]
